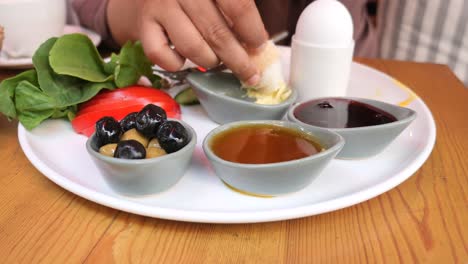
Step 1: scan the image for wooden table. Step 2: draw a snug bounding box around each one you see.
[0,59,467,263]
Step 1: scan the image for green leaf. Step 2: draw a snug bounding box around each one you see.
[14,80,56,129]
[49,34,111,82]
[78,81,116,105]
[18,110,56,130]
[51,105,76,119]
[34,37,116,108]
[15,80,55,112]
[104,53,119,75]
[2,36,159,129]
[0,69,38,119]
[115,64,139,87]
[114,41,161,88]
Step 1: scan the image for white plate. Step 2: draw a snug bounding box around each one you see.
[17,48,436,223]
[0,25,101,69]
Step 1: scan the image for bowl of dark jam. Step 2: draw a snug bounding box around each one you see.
[287,97,417,159]
[203,120,344,196]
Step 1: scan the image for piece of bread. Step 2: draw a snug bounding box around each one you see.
[243,41,291,104]
[244,41,286,94]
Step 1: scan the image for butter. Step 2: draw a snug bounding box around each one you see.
[242,41,292,104]
[245,83,291,105]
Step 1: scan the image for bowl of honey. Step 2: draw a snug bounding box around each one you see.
[287,97,417,159]
[203,120,344,196]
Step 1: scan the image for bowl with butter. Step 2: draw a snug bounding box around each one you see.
[186,71,296,124]
[186,41,296,124]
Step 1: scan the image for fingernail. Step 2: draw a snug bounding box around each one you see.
[245,74,261,86]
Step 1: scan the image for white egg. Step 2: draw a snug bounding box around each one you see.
[295,0,354,47]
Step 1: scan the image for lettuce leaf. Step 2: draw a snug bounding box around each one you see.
[0,34,158,130]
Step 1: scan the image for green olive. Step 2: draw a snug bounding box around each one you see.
[121,128,149,147]
[147,138,162,149]
[99,143,118,157]
[146,147,167,159]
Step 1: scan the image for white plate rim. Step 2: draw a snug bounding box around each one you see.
[17,61,436,223]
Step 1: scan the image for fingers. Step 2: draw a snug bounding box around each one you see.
[216,0,268,49]
[180,0,260,85]
[158,2,220,69]
[139,16,185,72]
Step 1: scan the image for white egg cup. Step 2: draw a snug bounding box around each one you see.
[289,0,355,102]
[290,38,355,102]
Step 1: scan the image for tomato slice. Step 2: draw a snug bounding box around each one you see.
[79,86,170,109]
[78,96,177,115]
[71,86,181,137]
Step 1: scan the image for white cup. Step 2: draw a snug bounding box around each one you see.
[0,0,66,58]
[290,38,354,102]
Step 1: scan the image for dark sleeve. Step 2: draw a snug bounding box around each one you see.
[71,0,119,49]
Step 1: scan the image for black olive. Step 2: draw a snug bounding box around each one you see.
[136,104,167,138]
[96,116,122,147]
[120,112,138,132]
[156,121,189,153]
[114,140,146,159]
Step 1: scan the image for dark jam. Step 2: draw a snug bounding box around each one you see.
[210,124,323,164]
[294,98,397,128]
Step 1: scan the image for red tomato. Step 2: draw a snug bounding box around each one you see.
[79,86,174,110]
[78,97,177,115]
[71,86,181,137]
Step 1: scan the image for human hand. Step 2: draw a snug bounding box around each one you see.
[108,0,268,86]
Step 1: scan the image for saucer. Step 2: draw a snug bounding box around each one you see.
[0,25,101,69]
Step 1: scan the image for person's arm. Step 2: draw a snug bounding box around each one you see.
[105,0,140,45]
[72,0,119,49]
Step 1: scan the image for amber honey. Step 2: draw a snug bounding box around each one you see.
[210,124,323,164]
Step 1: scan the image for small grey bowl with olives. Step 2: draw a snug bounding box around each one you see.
[86,104,197,196]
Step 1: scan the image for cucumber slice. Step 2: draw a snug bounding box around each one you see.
[175,87,199,105]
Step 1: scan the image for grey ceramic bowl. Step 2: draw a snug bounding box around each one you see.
[203,120,344,196]
[86,119,197,196]
[287,97,417,159]
[186,71,298,124]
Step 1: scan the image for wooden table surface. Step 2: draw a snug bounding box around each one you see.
[0,59,467,263]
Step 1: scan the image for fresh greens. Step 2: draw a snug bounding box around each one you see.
[0,33,161,130]
[110,41,161,88]
[0,69,37,119]
[49,34,110,82]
